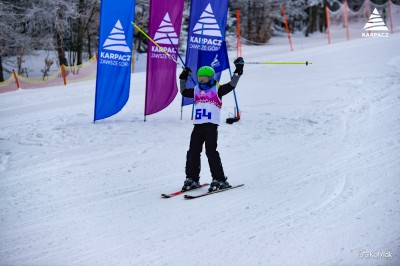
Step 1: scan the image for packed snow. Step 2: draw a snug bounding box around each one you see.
[1,33,399,266]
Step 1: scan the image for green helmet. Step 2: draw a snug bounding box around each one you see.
[197,66,215,77]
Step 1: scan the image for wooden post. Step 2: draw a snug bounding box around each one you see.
[364,0,370,20]
[326,4,331,45]
[12,70,20,89]
[131,50,135,73]
[344,0,350,40]
[236,8,242,58]
[388,0,394,33]
[61,64,67,86]
[282,6,293,51]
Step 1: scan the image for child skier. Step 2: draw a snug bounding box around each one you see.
[179,57,244,192]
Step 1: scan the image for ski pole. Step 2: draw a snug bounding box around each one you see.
[165,34,196,121]
[245,61,312,65]
[166,34,198,121]
[166,34,198,101]
[131,22,180,65]
[166,34,196,83]
[166,35,186,69]
[228,67,241,120]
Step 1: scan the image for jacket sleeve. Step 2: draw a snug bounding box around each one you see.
[180,79,194,98]
[218,74,241,98]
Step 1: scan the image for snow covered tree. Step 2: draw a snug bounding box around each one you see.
[67,0,100,66]
[275,0,332,36]
[230,0,280,44]
[0,1,16,81]
[0,1,34,80]
[23,0,77,67]
[304,0,327,37]
[134,0,150,53]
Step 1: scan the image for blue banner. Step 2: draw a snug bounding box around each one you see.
[94,0,136,121]
[183,0,230,106]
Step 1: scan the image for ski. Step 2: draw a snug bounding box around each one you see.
[184,184,245,199]
[161,183,209,198]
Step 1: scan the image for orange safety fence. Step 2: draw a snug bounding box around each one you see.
[64,55,98,83]
[0,54,98,94]
[281,6,294,52]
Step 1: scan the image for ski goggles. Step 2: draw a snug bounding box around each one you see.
[197,75,211,84]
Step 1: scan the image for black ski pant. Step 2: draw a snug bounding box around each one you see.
[186,123,225,182]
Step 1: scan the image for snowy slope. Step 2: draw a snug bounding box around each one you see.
[1,34,400,266]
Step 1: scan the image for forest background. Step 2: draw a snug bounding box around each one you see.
[0,0,397,81]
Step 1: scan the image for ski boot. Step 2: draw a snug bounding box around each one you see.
[181,178,201,192]
[208,177,231,192]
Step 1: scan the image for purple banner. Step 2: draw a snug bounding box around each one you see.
[145,0,184,116]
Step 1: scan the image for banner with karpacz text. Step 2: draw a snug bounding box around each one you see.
[182,0,229,106]
[94,0,136,121]
[145,0,185,116]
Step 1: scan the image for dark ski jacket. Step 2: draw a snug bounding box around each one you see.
[180,74,241,99]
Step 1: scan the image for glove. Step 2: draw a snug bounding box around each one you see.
[179,66,192,80]
[233,57,244,75]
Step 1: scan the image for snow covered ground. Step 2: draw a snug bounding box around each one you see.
[1,33,399,266]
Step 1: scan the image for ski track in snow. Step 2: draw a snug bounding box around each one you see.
[1,34,400,266]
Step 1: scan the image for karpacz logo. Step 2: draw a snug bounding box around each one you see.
[100,20,131,67]
[190,36,222,47]
[211,54,220,68]
[189,3,223,51]
[362,8,389,38]
[99,52,131,67]
[151,12,178,60]
[151,46,177,60]
[362,32,389,38]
